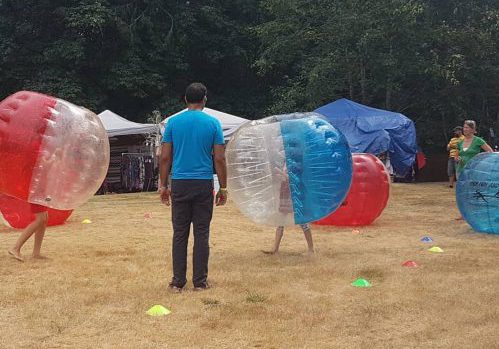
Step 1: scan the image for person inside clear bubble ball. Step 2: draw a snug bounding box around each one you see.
[262,164,314,255]
[9,204,48,262]
[7,148,65,262]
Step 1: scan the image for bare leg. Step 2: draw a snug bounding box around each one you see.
[262,226,284,254]
[32,212,48,258]
[449,176,454,188]
[272,226,284,253]
[9,212,47,262]
[454,170,462,218]
[301,224,314,254]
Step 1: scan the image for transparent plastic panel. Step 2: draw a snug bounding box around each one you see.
[227,122,295,226]
[28,99,110,210]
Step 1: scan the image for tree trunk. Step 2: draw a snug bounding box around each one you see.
[480,93,486,133]
[348,70,354,99]
[345,48,354,99]
[385,43,393,110]
[385,83,392,110]
[360,62,367,104]
[441,112,448,142]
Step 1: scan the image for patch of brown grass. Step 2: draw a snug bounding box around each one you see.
[1,183,499,348]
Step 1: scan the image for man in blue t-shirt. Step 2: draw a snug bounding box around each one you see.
[160,82,227,291]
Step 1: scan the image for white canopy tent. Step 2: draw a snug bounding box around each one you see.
[98,110,159,136]
[160,107,248,140]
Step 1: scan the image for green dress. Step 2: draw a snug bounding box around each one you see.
[456,136,486,173]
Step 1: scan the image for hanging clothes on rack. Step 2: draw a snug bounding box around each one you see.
[121,153,154,192]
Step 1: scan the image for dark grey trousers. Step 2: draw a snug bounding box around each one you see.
[170,179,213,288]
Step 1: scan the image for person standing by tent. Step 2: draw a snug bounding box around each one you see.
[446,126,464,188]
[455,120,493,220]
[159,82,227,292]
[456,120,493,174]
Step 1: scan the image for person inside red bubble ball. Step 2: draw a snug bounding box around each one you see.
[8,204,48,262]
[8,147,66,261]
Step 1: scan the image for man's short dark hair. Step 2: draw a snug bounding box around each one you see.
[185,83,207,104]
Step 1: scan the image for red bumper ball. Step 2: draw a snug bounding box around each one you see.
[315,153,389,226]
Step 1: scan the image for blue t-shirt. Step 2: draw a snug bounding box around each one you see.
[162,110,224,179]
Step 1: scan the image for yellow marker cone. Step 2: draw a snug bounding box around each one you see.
[428,246,444,253]
[146,305,171,316]
[81,219,92,224]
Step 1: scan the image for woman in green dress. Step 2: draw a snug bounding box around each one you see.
[455,120,493,220]
[456,120,493,175]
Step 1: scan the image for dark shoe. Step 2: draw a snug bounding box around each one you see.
[168,282,184,293]
[193,283,211,291]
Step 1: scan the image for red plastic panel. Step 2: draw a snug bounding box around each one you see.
[0,194,72,229]
[315,153,389,226]
[0,91,56,200]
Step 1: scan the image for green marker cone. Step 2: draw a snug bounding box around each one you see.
[146,305,171,316]
[428,246,444,253]
[351,278,371,287]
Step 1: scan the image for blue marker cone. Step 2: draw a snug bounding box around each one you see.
[420,236,433,243]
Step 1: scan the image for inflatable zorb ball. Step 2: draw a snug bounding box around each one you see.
[0,91,109,210]
[227,112,352,226]
[456,152,499,234]
[316,153,390,226]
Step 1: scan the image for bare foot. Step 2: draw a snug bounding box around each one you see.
[8,250,24,262]
[307,250,315,256]
[455,216,464,221]
[261,250,277,255]
[32,254,49,260]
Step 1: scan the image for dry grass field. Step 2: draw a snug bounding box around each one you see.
[1,183,499,349]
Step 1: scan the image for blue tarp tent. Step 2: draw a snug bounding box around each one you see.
[315,98,418,176]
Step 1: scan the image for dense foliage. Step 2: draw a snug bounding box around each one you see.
[1,0,498,150]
